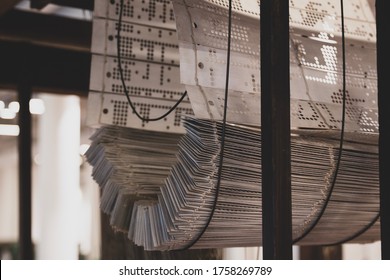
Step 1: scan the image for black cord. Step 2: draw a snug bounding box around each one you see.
[326,212,380,246]
[117,0,188,122]
[293,0,347,244]
[179,0,233,250]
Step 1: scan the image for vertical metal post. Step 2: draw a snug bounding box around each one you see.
[18,45,33,259]
[261,0,292,259]
[377,0,390,260]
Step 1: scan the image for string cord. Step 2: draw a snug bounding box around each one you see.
[293,0,347,243]
[327,212,380,246]
[179,0,233,250]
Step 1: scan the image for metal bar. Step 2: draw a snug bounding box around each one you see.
[0,9,92,52]
[51,0,94,10]
[260,0,292,260]
[18,75,33,260]
[0,41,90,96]
[30,0,94,10]
[30,0,53,9]
[0,10,91,94]
[377,0,390,260]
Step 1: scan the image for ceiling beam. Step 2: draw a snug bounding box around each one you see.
[30,0,94,10]
[0,9,91,52]
[0,8,92,95]
[0,0,21,16]
[0,41,91,96]
[30,0,52,10]
[52,0,94,10]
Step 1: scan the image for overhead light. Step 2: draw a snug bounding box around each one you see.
[30,99,45,115]
[9,101,20,113]
[0,101,18,119]
[0,99,46,118]
[0,108,16,120]
[0,124,20,136]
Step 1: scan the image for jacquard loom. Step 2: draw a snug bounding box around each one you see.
[86,0,380,251]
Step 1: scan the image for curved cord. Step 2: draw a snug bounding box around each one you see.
[179,0,233,250]
[327,212,380,246]
[293,0,347,244]
[117,0,187,122]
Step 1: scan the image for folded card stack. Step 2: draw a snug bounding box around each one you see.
[127,117,379,250]
[85,125,182,232]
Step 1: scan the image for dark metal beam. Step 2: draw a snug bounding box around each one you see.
[30,0,52,10]
[261,0,292,259]
[0,9,91,95]
[0,41,91,96]
[30,0,94,10]
[52,0,94,10]
[377,0,390,260]
[0,0,20,16]
[0,9,92,52]
[18,61,33,260]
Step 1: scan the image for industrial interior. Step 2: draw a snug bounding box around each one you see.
[0,0,389,260]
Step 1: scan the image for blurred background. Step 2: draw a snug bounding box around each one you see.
[0,0,100,260]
